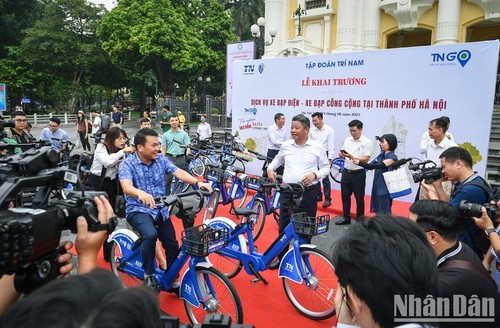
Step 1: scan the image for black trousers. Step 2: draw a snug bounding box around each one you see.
[340,170,366,220]
[265,149,283,177]
[276,183,319,260]
[166,155,187,195]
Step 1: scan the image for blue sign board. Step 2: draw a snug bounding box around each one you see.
[0,83,5,111]
[21,98,31,104]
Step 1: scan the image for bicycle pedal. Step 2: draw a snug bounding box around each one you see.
[250,278,262,284]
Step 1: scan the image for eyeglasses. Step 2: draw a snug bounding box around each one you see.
[14,119,27,123]
[117,137,127,141]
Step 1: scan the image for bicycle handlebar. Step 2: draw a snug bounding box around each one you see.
[153,189,210,214]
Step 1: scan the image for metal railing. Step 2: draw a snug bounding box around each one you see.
[22,112,132,126]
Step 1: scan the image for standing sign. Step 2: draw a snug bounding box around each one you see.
[226,41,255,118]
[0,84,6,113]
[231,40,500,202]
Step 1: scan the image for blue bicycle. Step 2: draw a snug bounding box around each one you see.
[205,183,337,320]
[108,190,244,324]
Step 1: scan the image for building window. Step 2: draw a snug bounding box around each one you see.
[305,0,326,10]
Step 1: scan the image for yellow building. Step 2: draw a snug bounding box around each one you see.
[260,0,499,55]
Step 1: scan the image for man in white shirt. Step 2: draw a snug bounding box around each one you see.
[337,120,373,225]
[266,113,289,176]
[310,112,334,208]
[267,114,330,269]
[419,116,454,160]
[196,115,212,140]
[419,117,457,200]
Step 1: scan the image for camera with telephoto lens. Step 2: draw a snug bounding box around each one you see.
[459,200,499,221]
[408,160,443,183]
[0,147,116,293]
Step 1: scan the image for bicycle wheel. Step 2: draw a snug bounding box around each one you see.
[329,158,344,183]
[203,189,220,221]
[189,158,205,177]
[250,199,266,241]
[282,247,337,320]
[110,241,143,288]
[184,266,244,324]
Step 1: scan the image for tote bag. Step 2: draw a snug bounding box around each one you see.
[382,167,412,199]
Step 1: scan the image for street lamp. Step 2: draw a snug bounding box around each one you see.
[197,77,211,120]
[250,17,277,59]
[293,5,307,37]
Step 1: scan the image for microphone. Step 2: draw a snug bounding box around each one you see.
[390,158,411,169]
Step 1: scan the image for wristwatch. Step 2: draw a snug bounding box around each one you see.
[485,228,496,236]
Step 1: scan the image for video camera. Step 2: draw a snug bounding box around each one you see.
[408,160,443,183]
[459,200,499,221]
[0,147,116,293]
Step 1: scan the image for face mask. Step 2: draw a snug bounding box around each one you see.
[201,119,206,123]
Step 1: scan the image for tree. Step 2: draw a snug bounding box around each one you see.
[224,0,264,41]
[19,0,114,112]
[97,0,236,97]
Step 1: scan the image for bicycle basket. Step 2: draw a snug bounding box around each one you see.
[291,213,331,236]
[244,176,272,193]
[181,224,229,257]
[186,148,199,161]
[204,168,225,184]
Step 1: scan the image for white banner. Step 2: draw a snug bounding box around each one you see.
[232,41,500,202]
[226,41,255,118]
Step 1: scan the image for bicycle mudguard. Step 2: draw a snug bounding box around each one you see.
[204,217,248,254]
[107,228,139,249]
[279,244,318,283]
[179,262,212,307]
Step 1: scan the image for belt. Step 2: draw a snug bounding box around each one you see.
[166,153,184,158]
[344,169,364,174]
[304,183,320,191]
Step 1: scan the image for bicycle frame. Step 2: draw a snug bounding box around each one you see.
[206,170,246,206]
[206,217,314,284]
[108,229,215,308]
[246,187,280,214]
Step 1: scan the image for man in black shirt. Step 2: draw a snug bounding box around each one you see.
[410,200,500,327]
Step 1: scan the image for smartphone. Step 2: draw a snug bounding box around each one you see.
[340,149,348,154]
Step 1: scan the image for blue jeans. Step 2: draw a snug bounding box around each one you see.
[127,212,179,275]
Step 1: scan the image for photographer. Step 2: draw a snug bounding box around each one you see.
[421,146,489,258]
[0,195,113,315]
[473,205,500,293]
[4,111,35,153]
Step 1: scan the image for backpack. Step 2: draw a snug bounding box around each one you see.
[452,176,500,254]
[99,114,111,134]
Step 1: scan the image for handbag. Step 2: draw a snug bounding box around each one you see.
[382,166,412,199]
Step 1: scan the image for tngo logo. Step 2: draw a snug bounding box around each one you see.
[431,50,471,67]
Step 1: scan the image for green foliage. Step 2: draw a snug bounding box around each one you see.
[212,107,220,115]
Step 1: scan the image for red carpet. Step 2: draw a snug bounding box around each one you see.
[97,189,411,327]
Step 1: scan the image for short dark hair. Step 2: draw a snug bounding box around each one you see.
[90,109,97,113]
[139,117,151,125]
[134,127,158,146]
[0,269,161,327]
[378,134,398,152]
[291,114,310,129]
[169,114,178,121]
[162,105,170,111]
[410,200,460,241]
[430,117,449,133]
[311,112,323,119]
[439,146,473,168]
[274,113,284,122]
[348,119,363,129]
[49,117,61,125]
[10,111,26,119]
[331,216,438,327]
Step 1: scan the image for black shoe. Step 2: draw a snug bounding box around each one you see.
[144,275,160,291]
[322,200,331,208]
[269,259,280,270]
[335,218,351,225]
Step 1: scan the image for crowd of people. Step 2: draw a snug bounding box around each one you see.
[3,106,500,327]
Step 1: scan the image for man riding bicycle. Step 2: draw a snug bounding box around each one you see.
[118,128,212,290]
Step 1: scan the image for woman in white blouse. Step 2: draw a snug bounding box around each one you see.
[88,127,135,210]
